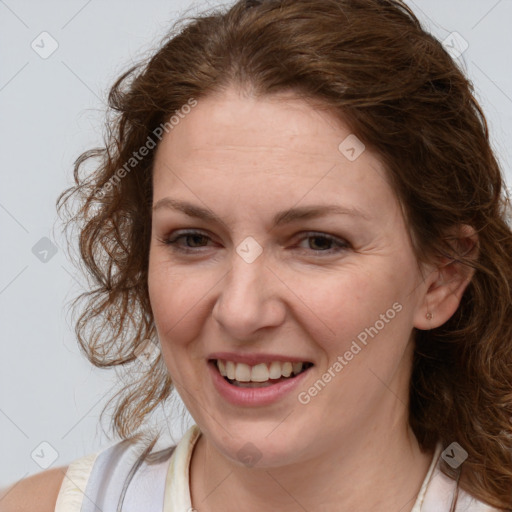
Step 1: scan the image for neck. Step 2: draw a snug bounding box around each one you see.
[190,414,434,512]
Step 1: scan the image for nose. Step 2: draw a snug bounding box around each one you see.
[212,248,286,341]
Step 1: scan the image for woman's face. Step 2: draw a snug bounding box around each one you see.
[148,87,432,467]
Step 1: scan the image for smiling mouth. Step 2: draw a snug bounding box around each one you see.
[209,359,314,388]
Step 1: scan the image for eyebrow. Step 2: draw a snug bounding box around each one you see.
[152,198,370,227]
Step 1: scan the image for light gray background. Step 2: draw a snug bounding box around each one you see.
[1,0,511,486]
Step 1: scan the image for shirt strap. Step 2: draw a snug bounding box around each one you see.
[54,452,99,512]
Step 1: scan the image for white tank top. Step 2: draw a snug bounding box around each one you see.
[54,425,499,511]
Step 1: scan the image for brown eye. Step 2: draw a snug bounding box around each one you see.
[296,232,350,255]
[161,230,213,252]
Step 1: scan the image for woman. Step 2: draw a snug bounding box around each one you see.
[2,0,511,510]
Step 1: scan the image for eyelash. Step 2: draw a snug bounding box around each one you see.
[158,230,350,256]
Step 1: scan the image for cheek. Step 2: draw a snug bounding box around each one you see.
[147,252,217,347]
[147,264,201,381]
[306,265,414,374]
[299,267,400,344]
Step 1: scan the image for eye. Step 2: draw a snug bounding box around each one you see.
[295,232,350,255]
[157,230,350,256]
[158,230,214,253]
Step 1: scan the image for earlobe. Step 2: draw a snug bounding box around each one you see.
[413,224,478,331]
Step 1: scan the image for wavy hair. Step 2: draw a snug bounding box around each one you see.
[57,0,512,508]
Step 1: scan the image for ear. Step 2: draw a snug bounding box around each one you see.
[413,224,479,330]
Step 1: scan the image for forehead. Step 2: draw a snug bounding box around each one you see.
[156,88,356,164]
[152,88,399,221]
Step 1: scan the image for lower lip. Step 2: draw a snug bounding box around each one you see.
[208,361,312,407]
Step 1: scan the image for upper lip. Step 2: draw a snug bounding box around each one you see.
[208,352,314,366]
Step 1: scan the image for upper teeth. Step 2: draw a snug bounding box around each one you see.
[216,360,306,382]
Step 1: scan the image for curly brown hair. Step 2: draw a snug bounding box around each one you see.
[57,0,512,508]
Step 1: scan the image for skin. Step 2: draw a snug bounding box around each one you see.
[0,467,67,512]
[148,86,475,512]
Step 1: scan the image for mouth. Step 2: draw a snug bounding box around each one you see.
[208,359,314,388]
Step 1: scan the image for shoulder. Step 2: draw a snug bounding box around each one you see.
[0,466,68,512]
[0,428,197,512]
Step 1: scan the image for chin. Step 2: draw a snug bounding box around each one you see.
[206,423,312,469]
